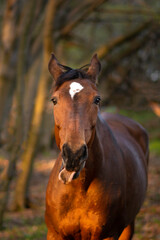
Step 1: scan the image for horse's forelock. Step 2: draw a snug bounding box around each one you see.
[53,68,89,91]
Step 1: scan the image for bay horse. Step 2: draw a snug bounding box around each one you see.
[45,53,149,240]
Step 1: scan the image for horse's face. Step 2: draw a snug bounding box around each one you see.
[49,54,101,184]
[52,79,100,164]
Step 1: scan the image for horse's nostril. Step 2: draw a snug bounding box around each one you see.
[81,144,88,160]
[62,143,70,162]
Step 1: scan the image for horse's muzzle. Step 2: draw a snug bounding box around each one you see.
[59,143,88,184]
[62,143,88,171]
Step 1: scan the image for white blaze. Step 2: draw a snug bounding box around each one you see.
[69,82,84,99]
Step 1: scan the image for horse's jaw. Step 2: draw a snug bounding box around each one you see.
[58,161,86,184]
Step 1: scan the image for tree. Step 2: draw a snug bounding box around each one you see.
[0,0,160,228]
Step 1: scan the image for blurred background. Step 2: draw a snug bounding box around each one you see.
[0,0,160,239]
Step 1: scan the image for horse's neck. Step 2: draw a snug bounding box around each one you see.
[83,114,112,181]
[92,113,112,152]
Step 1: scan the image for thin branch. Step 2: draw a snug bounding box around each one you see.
[58,0,108,38]
[96,5,160,21]
[101,29,152,78]
[96,20,152,60]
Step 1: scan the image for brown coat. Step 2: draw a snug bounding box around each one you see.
[45,54,149,240]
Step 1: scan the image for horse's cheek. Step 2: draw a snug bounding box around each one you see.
[54,125,61,149]
[86,127,96,147]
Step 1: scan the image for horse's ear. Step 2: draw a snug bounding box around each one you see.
[48,53,63,81]
[87,53,101,83]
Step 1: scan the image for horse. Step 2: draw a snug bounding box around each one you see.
[45,53,149,240]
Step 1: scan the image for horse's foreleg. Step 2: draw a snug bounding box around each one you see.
[47,231,56,240]
[47,230,61,240]
[118,221,135,240]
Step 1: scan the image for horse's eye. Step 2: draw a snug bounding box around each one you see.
[94,96,101,105]
[51,97,57,105]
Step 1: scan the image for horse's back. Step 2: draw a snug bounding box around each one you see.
[101,112,149,162]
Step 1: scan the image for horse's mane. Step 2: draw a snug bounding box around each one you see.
[54,63,90,90]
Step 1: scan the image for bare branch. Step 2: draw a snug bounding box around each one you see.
[59,0,108,37]
[101,29,152,77]
[97,20,152,59]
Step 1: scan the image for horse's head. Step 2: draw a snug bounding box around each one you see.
[49,54,101,184]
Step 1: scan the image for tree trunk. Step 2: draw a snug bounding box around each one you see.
[0,0,17,145]
[0,0,19,229]
[12,0,57,210]
[39,102,54,151]
[0,0,36,227]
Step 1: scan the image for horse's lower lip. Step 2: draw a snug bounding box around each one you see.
[58,161,86,184]
[58,168,76,184]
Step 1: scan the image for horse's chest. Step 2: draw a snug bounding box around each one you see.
[53,188,113,238]
[58,201,106,238]
[46,177,123,238]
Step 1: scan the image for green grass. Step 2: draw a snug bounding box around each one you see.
[3,214,47,240]
[105,107,157,124]
[119,109,155,124]
[8,223,47,239]
[150,139,160,155]
[4,222,47,240]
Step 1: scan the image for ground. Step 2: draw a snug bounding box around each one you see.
[0,150,160,240]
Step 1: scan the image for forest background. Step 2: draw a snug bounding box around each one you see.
[0,0,160,239]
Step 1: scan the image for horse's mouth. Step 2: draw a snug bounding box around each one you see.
[58,161,86,184]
